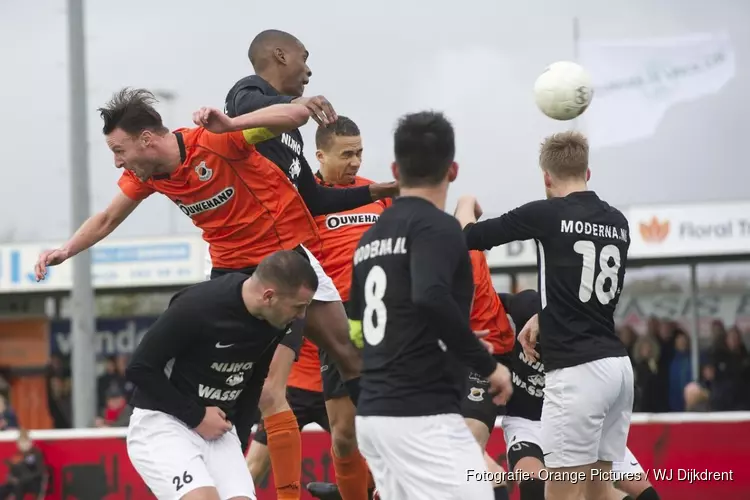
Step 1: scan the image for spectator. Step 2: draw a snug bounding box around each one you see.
[94,386,129,428]
[116,354,135,399]
[711,326,750,410]
[651,319,677,412]
[0,394,18,431]
[46,355,72,429]
[97,355,126,412]
[710,319,728,354]
[668,329,693,412]
[618,325,637,361]
[633,335,662,412]
[684,382,710,411]
[0,429,46,500]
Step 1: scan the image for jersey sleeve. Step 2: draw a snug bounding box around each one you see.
[410,217,498,377]
[463,199,556,251]
[117,170,156,201]
[124,294,206,428]
[229,86,295,117]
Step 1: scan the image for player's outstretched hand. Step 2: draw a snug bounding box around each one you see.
[518,313,540,362]
[473,330,494,354]
[292,96,337,126]
[34,248,70,281]
[487,363,513,405]
[193,107,235,134]
[195,406,232,440]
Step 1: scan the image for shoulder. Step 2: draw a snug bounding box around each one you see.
[227,75,267,96]
[409,206,463,239]
[353,176,376,186]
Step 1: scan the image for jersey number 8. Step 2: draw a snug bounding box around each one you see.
[573,240,621,305]
[363,265,387,346]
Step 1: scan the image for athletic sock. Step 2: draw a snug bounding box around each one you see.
[332,447,369,500]
[493,483,510,500]
[264,410,302,499]
[636,487,661,500]
[519,478,545,500]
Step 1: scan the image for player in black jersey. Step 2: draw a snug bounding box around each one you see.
[125,250,318,500]
[499,290,660,500]
[223,30,396,499]
[349,111,512,500]
[455,131,634,500]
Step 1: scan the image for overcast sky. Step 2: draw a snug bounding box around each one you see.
[2,0,748,244]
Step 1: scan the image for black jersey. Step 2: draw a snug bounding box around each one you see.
[224,75,372,216]
[464,191,629,372]
[349,197,497,417]
[499,291,545,421]
[126,273,286,446]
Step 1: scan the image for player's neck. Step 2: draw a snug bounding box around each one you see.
[241,278,267,320]
[157,133,183,175]
[256,70,285,96]
[551,181,588,198]
[399,186,448,211]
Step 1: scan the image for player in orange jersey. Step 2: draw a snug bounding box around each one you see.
[461,250,515,500]
[33,89,393,472]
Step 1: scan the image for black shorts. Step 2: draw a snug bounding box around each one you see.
[210,251,307,357]
[319,348,348,401]
[253,386,330,445]
[460,353,513,431]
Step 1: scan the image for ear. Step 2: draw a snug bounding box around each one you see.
[447,162,458,183]
[586,168,591,181]
[543,170,553,188]
[315,149,325,165]
[273,47,287,65]
[391,162,400,182]
[262,288,275,303]
[140,130,153,147]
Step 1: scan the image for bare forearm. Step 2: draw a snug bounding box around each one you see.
[63,212,119,257]
[230,104,310,133]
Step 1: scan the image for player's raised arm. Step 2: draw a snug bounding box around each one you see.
[193,104,311,144]
[125,298,207,429]
[295,154,398,216]
[34,192,141,281]
[456,196,553,251]
[410,219,498,378]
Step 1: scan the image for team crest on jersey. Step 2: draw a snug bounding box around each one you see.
[176,187,235,217]
[326,213,380,230]
[467,387,485,402]
[195,161,212,181]
[226,373,244,387]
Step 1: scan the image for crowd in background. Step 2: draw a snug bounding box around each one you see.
[1,318,749,432]
[619,317,750,413]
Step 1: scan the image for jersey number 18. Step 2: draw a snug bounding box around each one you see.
[363,266,387,346]
[573,240,621,305]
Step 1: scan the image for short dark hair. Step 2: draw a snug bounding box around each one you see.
[248,29,299,72]
[315,116,360,150]
[254,250,318,295]
[98,88,168,136]
[393,111,455,188]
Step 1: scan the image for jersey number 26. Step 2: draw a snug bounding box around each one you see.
[573,240,621,305]
[363,266,387,346]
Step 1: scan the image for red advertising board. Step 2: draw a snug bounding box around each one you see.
[0,415,748,499]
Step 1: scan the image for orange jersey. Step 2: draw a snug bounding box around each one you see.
[307,174,391,302]
[470,251,515,355]
[118,127,321,269]
[287,338,322,392]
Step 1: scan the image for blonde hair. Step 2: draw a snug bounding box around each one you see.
[539,130,589,180]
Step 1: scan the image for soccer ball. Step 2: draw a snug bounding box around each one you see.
[533,61,593,121]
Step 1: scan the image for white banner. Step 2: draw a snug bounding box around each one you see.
[629,201,750,259]
[0,236,207,293]
[579,32,735,148]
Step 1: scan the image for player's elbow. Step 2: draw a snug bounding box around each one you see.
[124,360,148,387]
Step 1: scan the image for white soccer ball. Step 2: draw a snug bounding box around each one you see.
[534,61,593,121]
